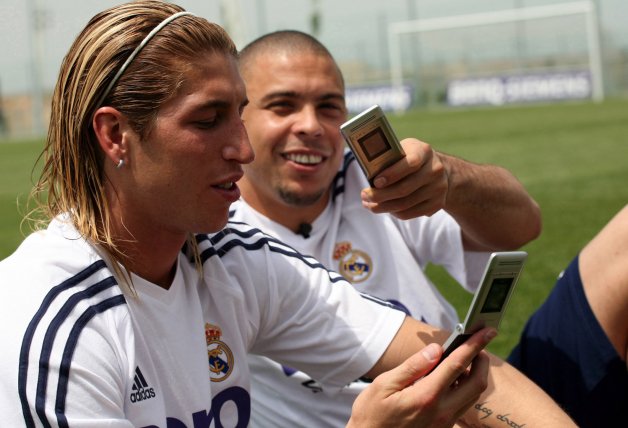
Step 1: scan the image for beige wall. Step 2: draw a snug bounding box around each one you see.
[0,92,51,140]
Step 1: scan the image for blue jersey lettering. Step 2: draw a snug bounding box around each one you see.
[141,386,250,428]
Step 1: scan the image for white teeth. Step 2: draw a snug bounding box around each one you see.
[217,182,234,189]
[285,153,323,165]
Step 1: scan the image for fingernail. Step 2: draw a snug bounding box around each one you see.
[422,343,441,362]
[361,191,371,202]
[373,177,386,188]
[485,329,498,341]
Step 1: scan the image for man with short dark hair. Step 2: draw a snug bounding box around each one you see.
[229,30,577,428]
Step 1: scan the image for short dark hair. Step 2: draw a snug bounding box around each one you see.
[239,30,343,85]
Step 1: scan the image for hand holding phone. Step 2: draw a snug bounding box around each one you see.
[340,105,405,186]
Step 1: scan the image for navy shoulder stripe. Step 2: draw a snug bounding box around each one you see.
[358,292,406,312]
[18,260,126,428]
[331,151,356,201]
[55,294,126,428]
[195,223,346,284]
[197,224,401,315]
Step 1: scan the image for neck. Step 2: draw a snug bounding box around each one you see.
[115,234,182,289]
[240,185,329,234]
[106,205,185,290]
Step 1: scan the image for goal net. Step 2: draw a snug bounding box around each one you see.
[387,1,603,109]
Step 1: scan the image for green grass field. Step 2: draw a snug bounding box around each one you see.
[2,98,627,358]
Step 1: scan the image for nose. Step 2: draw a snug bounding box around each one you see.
[223,119,255,165]
[293,105,323,138]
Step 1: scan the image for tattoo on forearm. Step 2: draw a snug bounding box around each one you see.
[475,402,493,419]
[473,402,527,428]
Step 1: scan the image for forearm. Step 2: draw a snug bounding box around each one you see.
[439,153,541,251]
[369,318,576,427]
[457,353,576,427]
[365,317,448,378]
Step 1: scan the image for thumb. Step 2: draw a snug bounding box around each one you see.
[378,343,443,390]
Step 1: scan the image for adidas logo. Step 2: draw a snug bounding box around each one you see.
[129,366,156,403]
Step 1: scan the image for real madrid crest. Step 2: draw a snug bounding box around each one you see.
[205,323,234,382]
[333,241,372,283]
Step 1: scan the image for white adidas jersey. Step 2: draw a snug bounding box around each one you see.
[230,150,491,427]
[0,215,404,427]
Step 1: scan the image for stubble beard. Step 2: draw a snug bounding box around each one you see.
[277,186,326,207]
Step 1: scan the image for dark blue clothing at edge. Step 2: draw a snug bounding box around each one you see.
[508,255,628,428]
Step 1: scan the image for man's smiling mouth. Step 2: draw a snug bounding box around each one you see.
[283,153,324,165]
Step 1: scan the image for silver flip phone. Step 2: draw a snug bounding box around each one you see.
[439,251,527,362]
[340,105,405,185]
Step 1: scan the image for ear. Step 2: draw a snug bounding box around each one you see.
[92,106,128,168]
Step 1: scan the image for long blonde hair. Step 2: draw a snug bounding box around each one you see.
[28,1,237,286]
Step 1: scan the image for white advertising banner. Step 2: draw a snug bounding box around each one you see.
[447,71,592,107]
[346,84,414,113]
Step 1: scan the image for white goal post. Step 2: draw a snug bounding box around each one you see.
[387,1,604,109]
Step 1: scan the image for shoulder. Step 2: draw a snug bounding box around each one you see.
[0,225,129,425]
[194,222,345,293]
[196,222,279,270]
[1,220,113,290]
[196,221,326,270]
[0,220,128,343]
[197,221,285,257]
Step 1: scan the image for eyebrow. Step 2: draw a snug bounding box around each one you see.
[260,91,344,103]
[194,98,249,111]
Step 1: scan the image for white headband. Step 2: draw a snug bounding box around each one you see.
[96,11,194,108]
